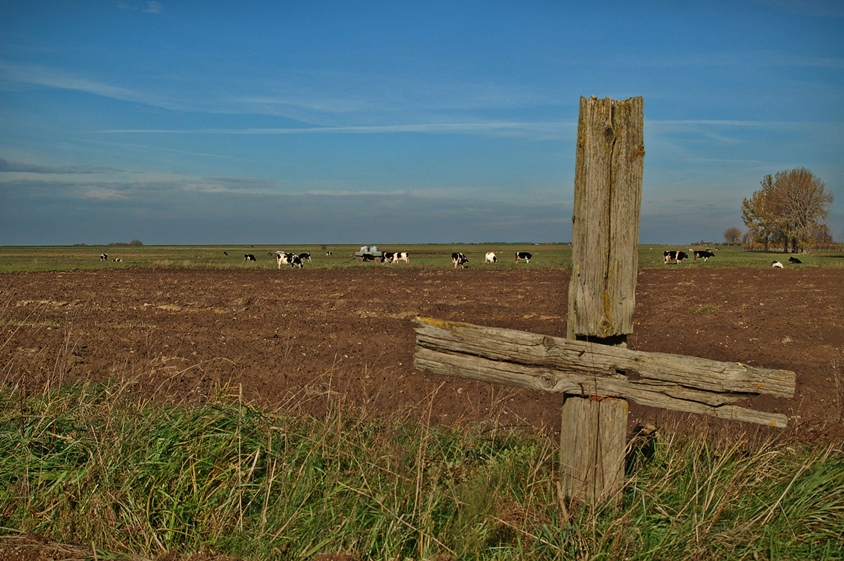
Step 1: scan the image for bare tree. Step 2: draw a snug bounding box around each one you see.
[723,226,742,244]
[773,168,833,252]
[742,168,833,252]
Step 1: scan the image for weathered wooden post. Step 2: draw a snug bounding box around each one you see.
[413,95,795,506]
[561,96,644,503]
[567,96,643,342]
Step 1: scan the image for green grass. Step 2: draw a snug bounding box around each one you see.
[1,243,842,273]
[1,380,842,560]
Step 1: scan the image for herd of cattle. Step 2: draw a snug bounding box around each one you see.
[240,250,535,269]
[451,251,533,268]
[664,248,803,268]
[97,248,805,269]
[662,248,716,264]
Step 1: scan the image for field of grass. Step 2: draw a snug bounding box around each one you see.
[1,243,843,273]
[2,380,842,560]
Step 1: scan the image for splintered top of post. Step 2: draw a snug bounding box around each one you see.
[568,96,645,340]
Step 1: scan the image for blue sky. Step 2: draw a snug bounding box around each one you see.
[1,0,842,246]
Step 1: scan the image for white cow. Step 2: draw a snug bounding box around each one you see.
[485,252,497,264]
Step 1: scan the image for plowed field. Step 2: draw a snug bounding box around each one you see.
[3,268,842,442]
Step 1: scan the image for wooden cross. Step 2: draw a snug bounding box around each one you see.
[414,96,796,503]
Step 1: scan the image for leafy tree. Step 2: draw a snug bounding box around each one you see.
[741,184,778,251]
[723,226,742,244]
[741,168,833,252]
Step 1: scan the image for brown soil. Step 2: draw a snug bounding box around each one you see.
[3,267,842,443]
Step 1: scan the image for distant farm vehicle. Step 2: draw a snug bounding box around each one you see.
[353,245,384,262]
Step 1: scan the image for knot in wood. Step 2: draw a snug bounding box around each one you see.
[539,372,556,390]
[603,126,615,143]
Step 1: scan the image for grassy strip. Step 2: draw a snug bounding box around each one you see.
[1,381,842,560]
[1,243,843,272]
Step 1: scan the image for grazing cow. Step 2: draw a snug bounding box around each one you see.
[788,256,802,264]
[663,250,689,264]
[223,251,228,256]
[691,249,716,261]
[275,251,293,268]
[382,251,409,264]
[452,252,469,269]
[244,253,257,262]
[771,261,784,269]
[100,253,108,261]
[515,251,532,264]
[112,257,122,262]
[485,252,497,264]
[325,251,333,256]
[298,252,312,262]
[276,251,303,269]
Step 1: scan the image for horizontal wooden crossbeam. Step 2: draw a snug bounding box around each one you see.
[414,317,796,428]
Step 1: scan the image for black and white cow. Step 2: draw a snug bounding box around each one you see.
[771,260,784,269]
[691,249,716,261]
[276,251,303,269]
[383,251,409,264]
[244,253,257,262]
[788,256,802,264]
[112,257,122,262]
[485,252,497,264]
[100,253,108,261]
[452,252,469,269]
[515,251,532,263]
[663,250,688,264]
[298,252,312,262]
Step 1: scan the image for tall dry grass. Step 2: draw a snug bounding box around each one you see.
[2,376,842,560]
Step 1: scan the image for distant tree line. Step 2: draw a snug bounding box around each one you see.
[108,240,144,247]
[739,168,833,252]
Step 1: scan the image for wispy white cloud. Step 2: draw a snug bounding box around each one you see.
[116,1,162,14]
[78,186,130,201]
[95,121,572,140]
[233,95,370,115]
[0,157,115,174]
[0,61,172,108]
[1,59,564,136]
